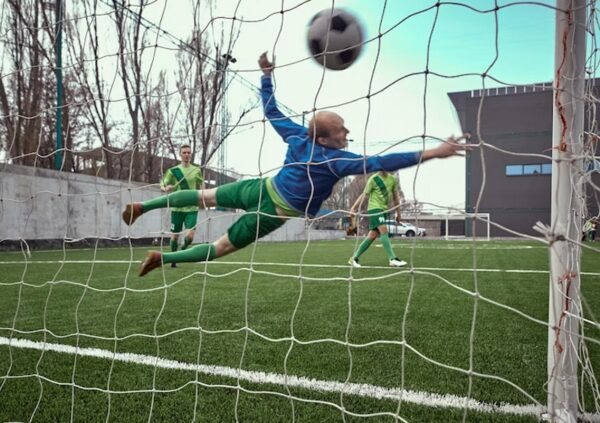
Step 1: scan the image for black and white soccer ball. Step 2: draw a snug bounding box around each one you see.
[307,8,363,71]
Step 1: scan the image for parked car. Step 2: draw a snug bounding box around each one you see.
[385,221,427,237]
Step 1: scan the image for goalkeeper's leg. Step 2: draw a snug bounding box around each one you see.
[139,210,285,276]
[122,189,217,225]
[139,236,228,277]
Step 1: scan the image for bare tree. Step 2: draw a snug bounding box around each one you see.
[140,70,170,183]
[345,174,368,209]
[321,179,349,211]
[0,0,57,168]
[174,6,256,169]
[65,0,117,177]
[110,0,148,181]
[0,0,258,183]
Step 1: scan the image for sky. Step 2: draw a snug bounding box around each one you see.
[97,0,558,212]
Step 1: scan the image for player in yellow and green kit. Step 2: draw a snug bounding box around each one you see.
[348,171,406,268]
[160,144,204,268]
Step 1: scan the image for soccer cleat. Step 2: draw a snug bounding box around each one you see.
[348,257,361,268]
[389,258,407,267]
[139,251,163,276]
[122,202,143,225]
[170,262,177,268]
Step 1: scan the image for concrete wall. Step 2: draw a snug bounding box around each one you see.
[0,164,344,244]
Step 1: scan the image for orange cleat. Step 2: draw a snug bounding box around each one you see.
[122,203,143,225]
[139,251,163,276]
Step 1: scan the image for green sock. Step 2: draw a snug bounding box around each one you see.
[380,233,396,260]
[353,237,373,259]
[182,236,192,250]
[170,239,178,252]
[162,243,217,264]
[142,190,198,212]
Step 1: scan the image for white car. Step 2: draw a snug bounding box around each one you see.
[385,221,427,237]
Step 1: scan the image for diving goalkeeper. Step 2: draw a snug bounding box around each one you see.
[123,52,469,276]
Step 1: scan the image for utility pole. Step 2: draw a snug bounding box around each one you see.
[45,0,64,170]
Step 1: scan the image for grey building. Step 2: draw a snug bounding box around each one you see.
[449,83,600,237]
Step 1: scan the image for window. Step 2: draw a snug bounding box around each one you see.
[506,163,551,176]
[506,165,523,176]
[541,163,552,174]
[523,164,541,175]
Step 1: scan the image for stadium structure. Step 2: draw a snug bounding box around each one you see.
[449,81,600,236]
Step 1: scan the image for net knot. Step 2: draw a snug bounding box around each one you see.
[532,221,566,244]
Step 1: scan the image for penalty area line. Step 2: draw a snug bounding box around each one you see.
[0,336,545,418]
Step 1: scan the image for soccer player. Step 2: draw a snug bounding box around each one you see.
[348,171,405,268]
[123,52,469,276]
[160,144,204,267]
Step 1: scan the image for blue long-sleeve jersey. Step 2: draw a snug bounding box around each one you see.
[262,74,421,217]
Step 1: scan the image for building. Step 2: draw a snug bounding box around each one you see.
[449,82,600,237]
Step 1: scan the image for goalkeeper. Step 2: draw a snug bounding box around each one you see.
[160,144,204,268]
[348,171,405,268]
[123,52,469,276]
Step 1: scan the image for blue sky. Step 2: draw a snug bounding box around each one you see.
[362,1,556,84]
[126,0,559,211]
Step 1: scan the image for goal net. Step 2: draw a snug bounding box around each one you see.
[0,1,599,422]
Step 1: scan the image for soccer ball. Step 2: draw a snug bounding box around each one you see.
[307,8,363,71]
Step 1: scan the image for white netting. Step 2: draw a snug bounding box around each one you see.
[0,1,599,421]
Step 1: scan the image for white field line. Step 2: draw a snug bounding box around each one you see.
[0,244,546,255]
[0,336,544,418]
[375,244,543,250]
[1,260,599,277]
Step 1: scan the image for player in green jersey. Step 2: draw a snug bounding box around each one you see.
[160,145,204,267]
[348,171,406,268]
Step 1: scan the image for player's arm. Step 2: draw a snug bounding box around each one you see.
[333,135,470,176]
[161,170,175,192]
[334,150,420,176]
[392,189,401,223]
[258,52,307,142]
[349,192,368,229]
[350,192,367,214]
[420,134,471,160]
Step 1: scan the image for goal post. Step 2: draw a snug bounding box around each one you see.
[546,1,586,420]
[436,212,491,241]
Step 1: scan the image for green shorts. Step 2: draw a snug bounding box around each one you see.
[367,209,387,231]
[216,179,285,249]
[170,211,198,233]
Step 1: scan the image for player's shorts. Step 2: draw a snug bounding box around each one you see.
[170,211,198,233]
[216,179,285,249]
[367,208,388,231]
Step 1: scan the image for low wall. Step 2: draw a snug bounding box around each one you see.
[0,164,344,247]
